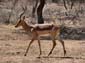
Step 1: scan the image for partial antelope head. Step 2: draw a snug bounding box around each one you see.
[15,16,25,28]
[15,5,27,28]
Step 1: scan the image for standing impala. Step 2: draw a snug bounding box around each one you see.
[15,15,66,57]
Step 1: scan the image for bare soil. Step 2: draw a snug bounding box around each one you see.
[0,24,85,63]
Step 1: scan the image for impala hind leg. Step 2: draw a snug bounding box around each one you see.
[58,38,66,56]
[24,38,35,56]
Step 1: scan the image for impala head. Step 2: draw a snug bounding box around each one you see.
[15,5,27,28]
[15,16,25,28]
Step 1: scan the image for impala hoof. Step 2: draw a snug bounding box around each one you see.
[64,50,66,56]
[37,56,41,58]
[24,54,27,56]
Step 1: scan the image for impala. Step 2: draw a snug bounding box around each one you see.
[15,16,66,57]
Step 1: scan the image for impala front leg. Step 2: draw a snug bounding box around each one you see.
[24,38,35,56]
[48,39,56,56]
[38,38,42,57]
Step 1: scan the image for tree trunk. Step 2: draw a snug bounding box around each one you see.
[32,0,39,17]
[71,0,74,9]
[37,0,45,24]
[63,0,67,10]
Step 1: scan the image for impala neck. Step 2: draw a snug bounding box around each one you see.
[22,21,32,32]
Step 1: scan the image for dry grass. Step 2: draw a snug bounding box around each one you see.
[0,24,85,63]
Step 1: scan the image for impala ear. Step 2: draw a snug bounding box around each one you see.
[23,16,25,20]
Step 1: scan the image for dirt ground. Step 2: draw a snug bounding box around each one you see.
[0,24,85,63]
